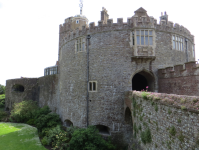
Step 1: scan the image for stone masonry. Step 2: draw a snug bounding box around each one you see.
[5,7,197,149]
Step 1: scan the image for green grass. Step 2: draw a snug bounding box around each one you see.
[0,123,47,150]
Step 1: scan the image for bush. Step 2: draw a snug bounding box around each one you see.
[41,125,69,150]
[141,91,149,100]
[32,105,51,119]
[68,126,116,150]
[0,84,5,94]
[26,119,36,125]
[0,111,8,121]
[10,100,39,122]
[41,136,49,146]
[141,128,152,144]
[36,113,62,132]
[0,94,5,108]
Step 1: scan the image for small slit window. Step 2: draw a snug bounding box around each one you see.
[89,81,97,92]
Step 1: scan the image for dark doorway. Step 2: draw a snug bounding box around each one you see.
[132,71,155,92]
[132,73,148,91]
[95,125,110,135]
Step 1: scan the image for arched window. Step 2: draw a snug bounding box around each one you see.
[95,125,110,135]
[64,119,73,127]
[12,84,24,92]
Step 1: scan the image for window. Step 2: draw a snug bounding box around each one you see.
[172,35,183,51]
[76,20,79,24]
[44,66,58,76]
[76,37,85,53]
[136,30,153,46]
[89,81,97,92]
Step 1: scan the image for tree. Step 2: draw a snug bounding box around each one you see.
[0,84,5,94]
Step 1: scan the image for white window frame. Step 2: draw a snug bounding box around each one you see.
[135,29,153,46]
[88,81,97,92]
[172,35,183,51]
[75,37,85,53]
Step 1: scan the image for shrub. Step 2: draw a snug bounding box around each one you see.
[68,126,116,150]
[0,111,8,121]
[36,113,62,132]
[10,100,39,122]
[26,119,36,125]
[141,128,152,144]
[169,126,176,136]
[141,92,149,100]
[41,136,49,146]
[0,94,5,108]
[32,105,51,119]
[41,125,68,149]
[0,84,5,94]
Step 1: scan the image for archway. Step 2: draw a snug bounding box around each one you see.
[132,71,155,92]
[64,119,73,127]
[125,107,132,124]
[95,125,110,135]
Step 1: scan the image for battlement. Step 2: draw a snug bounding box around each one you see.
[59,7,194,48]
[158,61,199,78]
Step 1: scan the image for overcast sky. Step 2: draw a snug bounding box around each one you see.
[0,0,198,86]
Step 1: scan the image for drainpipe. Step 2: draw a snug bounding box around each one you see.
[185,38,188,62]
[86,35,91,127]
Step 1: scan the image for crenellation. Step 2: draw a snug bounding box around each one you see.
[117,18,123,25]
[89,22,95,29]
[107,19,113,26]
[168,21,173,27]
[154,19,157,25]
[158,62,199,78]
[127,17,131,26]
[98,20,103,27]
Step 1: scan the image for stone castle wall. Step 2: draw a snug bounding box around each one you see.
[5,75,59,113]
[158,61,199,96]
[5,78,38,110]
[125,91,199,150]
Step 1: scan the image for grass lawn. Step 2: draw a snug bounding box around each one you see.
[0,122,47,150]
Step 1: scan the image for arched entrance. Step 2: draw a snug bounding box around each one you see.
[132,71,155,92]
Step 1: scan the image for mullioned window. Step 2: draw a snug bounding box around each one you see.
[75,37,86,53]
[172,35,183,51]
[136,30,153,46]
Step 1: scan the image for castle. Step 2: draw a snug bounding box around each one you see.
[5,7,197,148]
